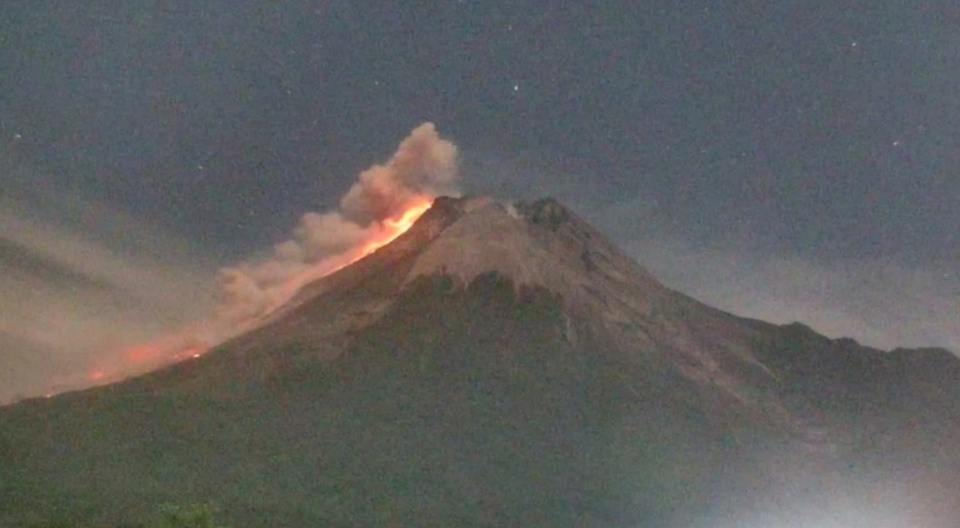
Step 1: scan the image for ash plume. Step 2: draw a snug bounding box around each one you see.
[213,122,459,335]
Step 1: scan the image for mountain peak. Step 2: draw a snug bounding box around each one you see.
[4,196,960,528]
[404,195,664,300]
[242,195,784,423]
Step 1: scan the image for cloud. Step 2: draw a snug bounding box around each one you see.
[616,234,960,354]
[213,122,459,333]
[0,172,216,401]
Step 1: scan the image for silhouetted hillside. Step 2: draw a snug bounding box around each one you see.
[2,197,958,528]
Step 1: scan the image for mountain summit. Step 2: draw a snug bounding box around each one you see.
[2,196,959,528]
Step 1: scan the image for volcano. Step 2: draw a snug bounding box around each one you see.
[2,196,959,528]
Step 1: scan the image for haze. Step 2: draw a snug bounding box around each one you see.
[1,1,958,401]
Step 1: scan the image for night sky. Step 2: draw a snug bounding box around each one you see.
[1,1,958,396]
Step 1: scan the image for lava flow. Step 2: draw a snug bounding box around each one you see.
[83,197,435,386]
[357,198,433,258]
[59,121,459,395]
[81,333,210,385]
[273,197,435,304]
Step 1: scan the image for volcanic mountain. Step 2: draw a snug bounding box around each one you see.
[2,196,959,528]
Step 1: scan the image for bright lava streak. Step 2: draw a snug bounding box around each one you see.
[358,199,433,257]
[75,198,436,389]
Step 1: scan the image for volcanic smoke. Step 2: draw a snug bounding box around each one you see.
[216,122,458,328]
[99,123,459,382]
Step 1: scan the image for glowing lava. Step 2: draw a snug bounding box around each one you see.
[358,198,433,257]
[273,197,434,303]
[70,198,435,392]
[82,333,212,385]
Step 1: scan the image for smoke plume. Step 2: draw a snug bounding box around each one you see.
[2,123,458,400]
[213,122,458,335]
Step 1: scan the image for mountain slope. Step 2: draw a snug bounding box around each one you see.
[1,196,958,528]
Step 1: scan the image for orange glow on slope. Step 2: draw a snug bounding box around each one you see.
[65,198,434,393]
[82,334,211,385]
[357,198,433,258]
[123,342,164,365]
[274,197,434,302]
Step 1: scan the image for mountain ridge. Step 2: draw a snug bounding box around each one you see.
[1,195,958,528]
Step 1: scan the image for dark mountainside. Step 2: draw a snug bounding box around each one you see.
[1,196,958,527]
